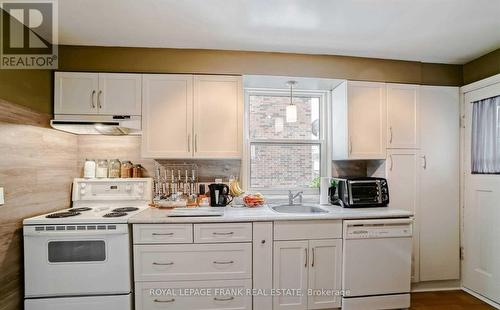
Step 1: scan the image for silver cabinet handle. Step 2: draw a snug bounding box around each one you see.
[154,298,175,303]
[97,90,103,109]
[213,260,234,264]
[212,232,234,235]
[312,247,315,267]
[153,262,174,265]
[214,296,234,301]
[152,232,174,236]
[389,126,393,144]
[188,134,191,152]
[304,248,308,267]
[389,155,393,171]
[349,136,353,154]
[91,90,96,108]
[194,134,198,152]
[422,155,427,169]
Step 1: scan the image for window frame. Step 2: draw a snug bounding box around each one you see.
[242,87,331,195]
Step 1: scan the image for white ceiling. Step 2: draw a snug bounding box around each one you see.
[59,0,500,64]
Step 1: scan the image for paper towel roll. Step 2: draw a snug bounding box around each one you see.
[320,177,332,205]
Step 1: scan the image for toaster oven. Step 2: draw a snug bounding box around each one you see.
[331,177,389,208]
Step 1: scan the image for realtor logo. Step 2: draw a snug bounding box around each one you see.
[1,0,58,69]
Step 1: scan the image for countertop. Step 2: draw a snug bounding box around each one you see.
[129,204,413,224]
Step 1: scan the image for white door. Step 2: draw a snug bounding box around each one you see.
[141,74,193,158]
[308,239,342,309]
[386,149,420,282]
[348,81,387,159]
[54,72,99,115]
[98,73,142,116]
[463,82,500,304]
[419,86,460,281]
[193,75,242,158]
[273,240,308,310]
[387,84,419,149]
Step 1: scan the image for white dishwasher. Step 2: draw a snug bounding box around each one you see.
[342,218,413,310]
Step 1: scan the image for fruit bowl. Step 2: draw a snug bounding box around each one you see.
[243,194,265,208]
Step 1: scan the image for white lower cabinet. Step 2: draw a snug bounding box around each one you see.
[273,239,342,310]
[133,223,252,310]
[135,279,252,310]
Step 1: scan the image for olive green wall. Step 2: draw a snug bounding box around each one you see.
[463,48,500,85]
[0,70,52,114]
[0,45,469,115]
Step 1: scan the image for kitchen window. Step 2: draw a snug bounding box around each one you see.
[244,89,328,194]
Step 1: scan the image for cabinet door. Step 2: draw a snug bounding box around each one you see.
[98,73,142,116]
[54,72,98,115]
[273,241,308,310]
[193,75,242,158]
[387,84,419,148]
[419,86,460,281]
[347,81,387,159]
[386,149,420,282]
[141,74,193,158]
[308,239,342,309]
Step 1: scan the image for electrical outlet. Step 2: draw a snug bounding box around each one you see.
[0,187,4,205]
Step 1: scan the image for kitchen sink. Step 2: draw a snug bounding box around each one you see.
[270,204,328,214]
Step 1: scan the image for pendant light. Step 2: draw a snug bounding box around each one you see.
[286,80,297,123]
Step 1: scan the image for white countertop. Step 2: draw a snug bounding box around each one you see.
[129,204,413,223]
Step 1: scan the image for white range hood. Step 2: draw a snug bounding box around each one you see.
[50,114,141,135]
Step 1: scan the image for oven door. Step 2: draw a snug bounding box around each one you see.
[24,224,131,298]
[348,180,382,206]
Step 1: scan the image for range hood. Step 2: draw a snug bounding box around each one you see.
[50,115,141,135]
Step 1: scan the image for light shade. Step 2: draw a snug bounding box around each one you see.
[286,104,297,123]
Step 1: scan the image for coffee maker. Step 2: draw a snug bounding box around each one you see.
[208,183,233,207]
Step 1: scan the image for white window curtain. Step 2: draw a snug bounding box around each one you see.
[471,95,500,173]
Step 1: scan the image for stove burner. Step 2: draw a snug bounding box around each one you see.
[71,207,92,212]
[112,207,139,213]
[103,212,127,218]
[46,211,81,218]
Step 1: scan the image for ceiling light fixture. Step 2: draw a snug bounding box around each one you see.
[286,80,297,123]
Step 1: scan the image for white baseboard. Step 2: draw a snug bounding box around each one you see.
[411,280,460,292]
[461,287,500,309]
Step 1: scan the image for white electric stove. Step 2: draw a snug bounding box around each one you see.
[23,178,152,310]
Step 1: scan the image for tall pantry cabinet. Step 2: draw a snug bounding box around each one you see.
[386,84,460,283]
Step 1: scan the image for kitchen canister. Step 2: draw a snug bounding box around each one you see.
[320,177,332,205]
[83,159,96,178]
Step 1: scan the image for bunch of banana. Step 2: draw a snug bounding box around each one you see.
[229,179,245,197]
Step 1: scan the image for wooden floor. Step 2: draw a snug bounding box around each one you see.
[411,290,496,309]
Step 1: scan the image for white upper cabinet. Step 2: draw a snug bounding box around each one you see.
[98,73,142,116]
[332,81,387,160]
[193,75,243,159]
[141,74,243,159]
[141,74,193,159]
[387,84,420,149]
[54,72,99,115]
[55,72,141,116]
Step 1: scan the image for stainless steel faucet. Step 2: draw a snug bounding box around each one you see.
[288,190,303,205]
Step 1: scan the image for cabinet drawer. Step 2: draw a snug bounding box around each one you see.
[135,279,252,310]
[274,220,342,240]
[133,224,193,244]
[194,223,252,243]
[134,243,252,281]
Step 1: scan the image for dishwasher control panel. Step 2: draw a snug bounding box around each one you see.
[344,219,412,239]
